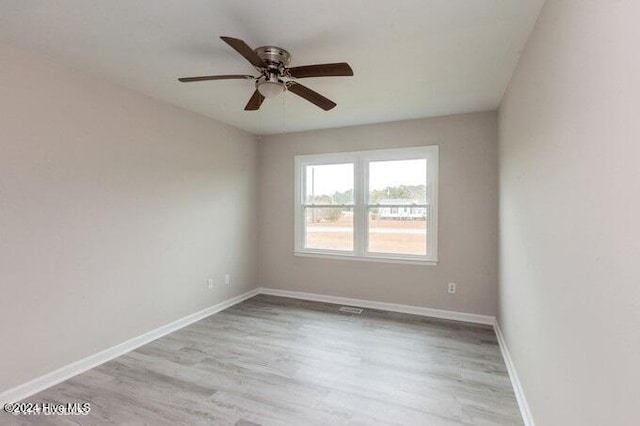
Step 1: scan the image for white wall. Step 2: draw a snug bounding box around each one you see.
[498,1,640,424]
[259,112,498,316]
[0,42,258,393]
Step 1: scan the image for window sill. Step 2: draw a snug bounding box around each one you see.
[293,251,439,266]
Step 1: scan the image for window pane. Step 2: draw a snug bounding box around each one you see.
[305,208,353,251]
[305,163,354,205]
[368,159,427,204]
[368,208,427,256]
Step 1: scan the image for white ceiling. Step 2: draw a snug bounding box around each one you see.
[0,0,544,135]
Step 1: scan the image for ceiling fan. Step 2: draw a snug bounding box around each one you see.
[178,36,353,111]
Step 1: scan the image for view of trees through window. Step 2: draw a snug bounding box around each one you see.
[303,159,429,255]
[304,163,353,251]
[367,159,427,255]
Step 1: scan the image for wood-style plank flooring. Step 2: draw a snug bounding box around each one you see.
[3,295,522,425]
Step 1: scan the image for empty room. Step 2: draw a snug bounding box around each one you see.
[1,0,638,425]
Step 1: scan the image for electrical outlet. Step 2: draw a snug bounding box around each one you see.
[224,274,230,285]
[448,282,457,294]
[208,279,214,289]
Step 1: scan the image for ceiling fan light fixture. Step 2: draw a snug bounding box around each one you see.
[257,80,285,98]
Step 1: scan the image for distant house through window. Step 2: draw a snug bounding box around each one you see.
[294,146,439,264]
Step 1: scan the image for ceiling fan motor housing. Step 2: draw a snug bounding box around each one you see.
[254,46,290,97]
[255,46,291,69]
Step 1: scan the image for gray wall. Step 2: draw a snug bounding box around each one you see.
[498,1,640,424]
[258,112,499,316]
[0,42,258,393]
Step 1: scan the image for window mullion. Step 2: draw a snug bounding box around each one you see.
[355,157,367,257]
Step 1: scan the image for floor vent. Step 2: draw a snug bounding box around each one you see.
[339,306,363,314]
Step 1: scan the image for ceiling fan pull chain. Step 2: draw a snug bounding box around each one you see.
[257,100,262,136]
[282,92,286,134]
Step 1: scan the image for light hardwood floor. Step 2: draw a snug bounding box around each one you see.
[3,295,522,425]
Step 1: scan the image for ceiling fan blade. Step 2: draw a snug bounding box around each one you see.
[178,74,254,82]
[244,89,265,111]
[220,36,266,69]
[288,62,354,79]
[287,82,337,111]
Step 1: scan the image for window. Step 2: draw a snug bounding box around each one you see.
[294,146,438,264]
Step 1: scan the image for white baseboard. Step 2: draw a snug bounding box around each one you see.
[0,288,259,405]
[494,322,535,426]
[258,287,496,326]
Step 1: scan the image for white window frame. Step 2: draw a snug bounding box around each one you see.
[294,145,439,265]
